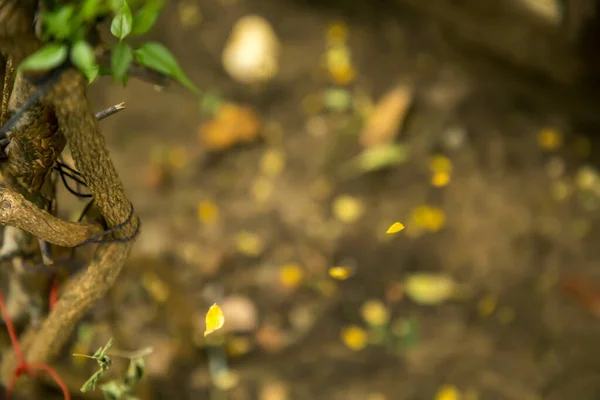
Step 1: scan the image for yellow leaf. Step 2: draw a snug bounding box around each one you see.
[340,325,368,351]
[360,299,390,326]
[279,264,304,288]
[327,21,349,44]
[167,146,189,169]
[260,148,286,177]
[235,231,265,256]
[141,272,170,303]
[537,128,562,151]
[328,266,354,280]
[332,195,365,223]
[431,172,450,187]
[429,154,452,174]
[359,84,413,148]
[477,295,497,317]
[197,200,220,224]
[404,273,456,306]
[204,303,225,337]
[386,222,405,234]
[435,385,460,400]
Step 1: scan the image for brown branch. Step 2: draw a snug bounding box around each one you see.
[0,187,103,247]
[0,64,139,386]
[0,0,139,386]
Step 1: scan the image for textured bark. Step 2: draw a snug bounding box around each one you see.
[0,0,139,387]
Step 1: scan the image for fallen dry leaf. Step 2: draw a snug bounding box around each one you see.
[359,84,413,148]
[204,303,225,337]
[561,275,600,319]
[386,222,405,234]
[198,103,261,151]
[404,273,457,306]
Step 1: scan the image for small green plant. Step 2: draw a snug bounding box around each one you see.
[20,0,198,93]
[74,337,154,400]
[73,337,115,393]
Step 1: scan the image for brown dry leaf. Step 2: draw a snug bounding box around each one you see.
[359,84,413,148]
[561,275,600,319]
[198,103,261,151]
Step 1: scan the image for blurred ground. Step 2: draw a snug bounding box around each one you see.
[39,0,600,399]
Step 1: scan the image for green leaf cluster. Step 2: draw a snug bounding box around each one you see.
[20,0,198,93]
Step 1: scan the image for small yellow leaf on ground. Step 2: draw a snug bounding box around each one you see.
[198,103,261,151]
[251,176,274,203]
[410,205,446,232]
[435,385,460,400]
[537,128,563,151]
[141,272,170,303]
[328,266,354,280]
[260,148,286,177]
[431,172,450,187]
[340,325,368,351]
[167,146,189,169]
[429,154,452,174]
[477,295,498,317]
[575,166,599,190]
[360,84,413,148]
[177,1,202,28]
[204,303,225,337]
[404,273,456,306]
[197,200,220,224]
[332,195,365,223]
[327,21,349,44]
[360,299,390,326]
[226,337,253,357]
[235,231,265,256]
[279,264,304,289]
[329,63,356,85]
[386,222,405,234]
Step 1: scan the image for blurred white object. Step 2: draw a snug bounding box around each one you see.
[222,15,280,85]
[517,0,562,23]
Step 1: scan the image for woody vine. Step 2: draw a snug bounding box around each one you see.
[0,0,196,397]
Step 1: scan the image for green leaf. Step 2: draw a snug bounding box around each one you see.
[79,0,103,20]
[111,1,133,40]
[111,42,133,85]
[124,357,145,387]
[86,65,100,83]
[20,44,68,72]
[42,5,76,40]
[109,0,125,11]
[134,42,199,94]
[71,40,97,74]
[131,1,163,35]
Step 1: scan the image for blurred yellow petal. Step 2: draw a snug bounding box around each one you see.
[332,195,365,223]
[431,172,450,187]
[386,222,405,234]
[279,264,304,289]
[435,385,460,400]
[537,128,562,151]
[197,200,220,224]
[204,303,225,337]
[327,21,348,44]
[360,299,390,326]
[404,273,456,306]
[340,325,368,351]
[429,154,452,174]
[328,266,354,280]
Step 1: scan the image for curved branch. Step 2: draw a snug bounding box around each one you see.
[0,187,104,247]
[0,0,139,386]
[1,70,139,382]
